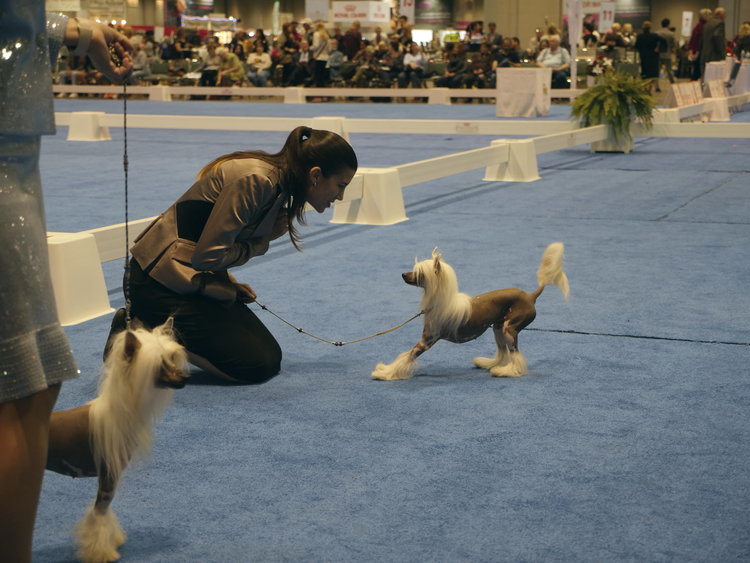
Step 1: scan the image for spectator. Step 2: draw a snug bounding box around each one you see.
[398,41,427,88]
[246,42,272,87]
[435,42,470,88]
[597,33,623,65]
[581,21,599,48]
[701,7,727,79]
[198,42,221,88]
[656,18,676,86]
[727,22,750,87]
[486,22,502,51]
[311,22,331,88]
[129,42,152,85]
[288,39,313,86]
[342,21,362,61]
[493,37,521,69]
[377,41,403,86]
[621,23,637,48]
[351,45,380,86]
[635,21,663,92]
[216,46,244,86]
[370,26,387,46]
[465,21,485,53]
[327,38,346,83]
[252,28,269,51]
[536,34,571,89]
[688,9,712,81]
[57,51,91,96]
[465,42,493,88]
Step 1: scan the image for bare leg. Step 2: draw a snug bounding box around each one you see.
[0,384,61,563]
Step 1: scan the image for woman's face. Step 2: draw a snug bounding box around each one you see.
[306,166,356,213]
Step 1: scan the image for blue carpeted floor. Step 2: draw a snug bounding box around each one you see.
[34,98,750,562]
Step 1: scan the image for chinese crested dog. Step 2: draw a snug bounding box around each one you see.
[47,319,189,563]
[372,243,569,380]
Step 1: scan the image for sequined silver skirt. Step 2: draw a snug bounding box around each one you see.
[0,136,78,401]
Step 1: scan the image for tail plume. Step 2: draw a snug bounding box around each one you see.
[535,242,569,300]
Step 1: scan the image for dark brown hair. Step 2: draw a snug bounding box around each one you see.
[197,126,358,250]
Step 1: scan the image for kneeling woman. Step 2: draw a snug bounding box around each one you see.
[110,126,358,383]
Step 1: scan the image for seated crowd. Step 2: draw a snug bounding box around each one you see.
[57,16,696,95]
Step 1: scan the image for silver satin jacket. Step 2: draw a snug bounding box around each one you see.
[131,158,288,302]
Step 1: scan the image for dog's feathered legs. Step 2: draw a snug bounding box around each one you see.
[474,243,568,377]
[74,473,125,563]
[372,336,436,380]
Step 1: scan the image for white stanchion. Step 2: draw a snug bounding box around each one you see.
[47,232,113,326]
[310,116,350,142]
[330,168,407,225]
[284,87,306,103]
[66,111,111,141]
[483,139,540,182]
[148,85,172,101]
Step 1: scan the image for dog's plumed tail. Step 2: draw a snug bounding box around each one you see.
[533,242,569,301]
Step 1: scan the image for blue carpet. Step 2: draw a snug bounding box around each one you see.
[34,99,750,562]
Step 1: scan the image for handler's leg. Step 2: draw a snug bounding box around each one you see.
[0,384,61,563]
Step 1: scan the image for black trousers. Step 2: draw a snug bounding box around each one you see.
[125,259,281,384]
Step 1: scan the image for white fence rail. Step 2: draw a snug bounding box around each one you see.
[48,110,750,325]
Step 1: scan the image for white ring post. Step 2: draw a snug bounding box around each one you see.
[148,85,172,101]
[47,232,113,326]
[483,139,540,182]
[66,111,111,141]
[310,116,350,142]
[284,87,307,103]
[330,167,407,225]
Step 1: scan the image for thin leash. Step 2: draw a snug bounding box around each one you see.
[118,73,419,345]
[122,81,131,327]
[254,301,424,347]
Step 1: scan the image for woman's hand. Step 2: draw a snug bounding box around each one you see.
[235,283,257,303]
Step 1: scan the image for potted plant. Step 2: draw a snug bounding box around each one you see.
[571,70,657,153]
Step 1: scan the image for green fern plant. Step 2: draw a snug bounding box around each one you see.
[571,71,657,143]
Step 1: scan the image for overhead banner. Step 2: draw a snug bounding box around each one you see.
[681,11,693,37]
[598,1,615,33]
[47,0,81,10]
[332,1,390,24]
[306,0,329,22]
[400,0,415,25]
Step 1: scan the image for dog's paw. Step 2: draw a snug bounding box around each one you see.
[473,356,499,370]
[371,362,412,381]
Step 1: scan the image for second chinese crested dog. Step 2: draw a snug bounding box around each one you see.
[372,243,569,380]
[46,319,189,563]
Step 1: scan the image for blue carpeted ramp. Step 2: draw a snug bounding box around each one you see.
[34,99,750,562]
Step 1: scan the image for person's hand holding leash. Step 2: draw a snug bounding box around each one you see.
[235,283,257,303]
[65,18,134,83]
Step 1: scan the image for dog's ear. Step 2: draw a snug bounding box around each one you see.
[432,248,442,275]
[123,330,141,362]
[160,316,176,337]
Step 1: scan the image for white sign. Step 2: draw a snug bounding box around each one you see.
[47,0,81,10]
[681,11,693,38]
[332,1,390,24]
[306,0,329,22]
[400,0,415,25]
[598,2,615,33]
